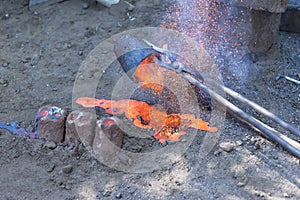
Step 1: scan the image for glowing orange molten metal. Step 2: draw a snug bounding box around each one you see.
[77,52,217,143]
[76,97,218,143]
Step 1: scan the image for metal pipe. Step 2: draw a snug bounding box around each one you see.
[217,82,300,138]
[180,73,300,159]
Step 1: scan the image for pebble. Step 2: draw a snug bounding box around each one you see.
[283,193,290,198]
[47,164,56,172]
[236,140,243,146]
[0,78,8,87]
[83,2,89,9]
[127,6,134,12]
[236,177,248,187]
[237,181,247,187]
[103,190,112,197]
[78,50,83,56]
[64,184,71,190]
[115,192,122,199]
[2,62,9,67]
[67,43,72,48]
[4,13,10,19]
[22,57,31,63]
[254,143,260,150]
[219,142,236,152]
[44,141,57,149]
[62,164,73,174]
[255,191,265,197]
[175,180,182,186]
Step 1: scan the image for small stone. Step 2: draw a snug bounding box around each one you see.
[4,13,10,19]
[44,141,57,149]
[62,164,73,174]
[83,2,89,9]
[103,190,111,197]
[219,142,236,152]
[181,138,187,143]
[237,181,247,187]
[115,192,122,199]
[127,6,134,12]
[237,177,248,187]
[256,192,265,197]
[78,50,83,56]
[67,43,72,48]
[2,62,9,67]
[64,184,71,190]
[175,180,182,186]
[0,78,8,87]
[22,57,31,63]
[254,143,260,150]
[236,140,243,146]
[128,188,136,194]
[283,193,290,198]
[47,164,55,172]
[232,172,238,179]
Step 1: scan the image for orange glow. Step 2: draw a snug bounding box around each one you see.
[76,49,218,143]
[76,97,218,143]
[133,54,178,98]
[133,55,165,86]
[76,97,103,108]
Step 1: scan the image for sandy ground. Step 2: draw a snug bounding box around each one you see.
[0,0,299,199]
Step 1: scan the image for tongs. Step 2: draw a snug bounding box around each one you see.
[143,40,300,159]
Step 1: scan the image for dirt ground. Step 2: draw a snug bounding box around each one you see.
[0,0,299,199]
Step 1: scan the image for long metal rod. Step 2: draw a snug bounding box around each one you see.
[219,84,300,138]
[181,73,300,159]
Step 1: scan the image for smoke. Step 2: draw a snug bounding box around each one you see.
[161,0,260,85]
